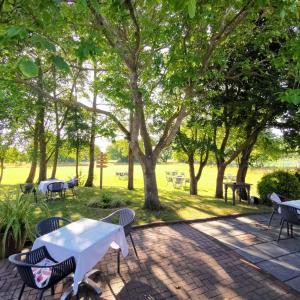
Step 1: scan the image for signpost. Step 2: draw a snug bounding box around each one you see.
[96,152,108,190]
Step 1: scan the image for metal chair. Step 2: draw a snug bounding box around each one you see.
[20,183,37,203]
[66,178,77,197]
[268,192,289,227]
[277,204,300,241]
[101,208,138,273]
[9,246,76,300]
[36,217,71,237]
[46,182,65,200]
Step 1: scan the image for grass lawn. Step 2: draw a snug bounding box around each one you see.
[0,163,271,225]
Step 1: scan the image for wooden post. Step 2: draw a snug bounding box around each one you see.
[100,166,103,190]
[96,152,108,190]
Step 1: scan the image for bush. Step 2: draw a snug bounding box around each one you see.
[257,171,300,203]
[87,193,126,209]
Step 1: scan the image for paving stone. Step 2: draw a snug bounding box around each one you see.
[285,276,300,293]
[253,242,290,258]
[234,246,272,263]
[257,258,300,281]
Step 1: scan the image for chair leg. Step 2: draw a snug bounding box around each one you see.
[117,249,120,273]
[277,220,285,242]
[129,233,138,258]
[38,290,44,300]
[51,285,55,295]
[287,222,290,236]
[268,210,275,227]
[291,224,294,238]
[18,283,25,300]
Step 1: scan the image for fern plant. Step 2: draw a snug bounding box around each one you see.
[0,192,48,258]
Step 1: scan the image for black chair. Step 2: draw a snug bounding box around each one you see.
[20,183,37,203]
[101,208,138,273]
[9,246,76,300]
[277,204,300,242]
[46,182,65,200]
[36,217,71,237]
[66,177,78,197]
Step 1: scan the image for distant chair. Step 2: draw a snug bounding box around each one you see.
[20,183,37,203]
[9,246,75,300]
[268,192,288,227]
[101,208,138,273]
[46,182,65,200]
[36,217,71,237]
[66,177,78,197]
[277,204,300,242]
[173,176,184,189]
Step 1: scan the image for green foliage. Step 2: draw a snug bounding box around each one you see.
[257,171,300,203]
[0,192,48,258]
[87,192,127,209]
[18,57,38,78]
[281,89,300,105]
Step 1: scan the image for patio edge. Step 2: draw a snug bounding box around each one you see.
[132,211,270,230]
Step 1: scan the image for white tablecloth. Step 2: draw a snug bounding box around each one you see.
[38,179,68,193]
[281,200,300,210]
[32,218,128,294]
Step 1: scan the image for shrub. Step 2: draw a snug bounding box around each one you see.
[257,171,300,203]
[87,193,126,209]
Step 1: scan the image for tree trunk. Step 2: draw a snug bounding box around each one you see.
[215,164,226,198]
[188,155,197,195]
[127,145,134,190]
[37,59,47,182]
[75,145,79,179]
[237,155,250,183]
[0,158,4,184]
[26,120,39,183]
[142,158,160,210]
[85,65,97,187]
[51,144,59,179]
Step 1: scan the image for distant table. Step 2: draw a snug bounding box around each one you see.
[224,182,252,205]
[32,218,128,296]
[38,179,68,194]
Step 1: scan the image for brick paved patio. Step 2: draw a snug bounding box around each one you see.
[1,215,299,299]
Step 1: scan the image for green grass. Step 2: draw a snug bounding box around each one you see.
[0,163,271,225]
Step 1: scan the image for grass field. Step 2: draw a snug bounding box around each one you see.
[0,163,273,225]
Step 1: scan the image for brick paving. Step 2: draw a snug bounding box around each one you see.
[1,216,299,299]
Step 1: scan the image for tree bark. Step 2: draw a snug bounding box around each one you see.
[141,158,160,210]
[36,59,47,182]
[51,103,60,179]
[127,111,134,190]
[26,119,39,183]
[75,144,79,179]
[188,155,197,195]
[0,157,4,184]
[85,65,97,187]
[215,164,226,198]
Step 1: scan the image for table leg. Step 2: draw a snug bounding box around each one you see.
[247,187,251,204]
[225,186,228,203]
[232,187,235,206]
[83,277,102,295]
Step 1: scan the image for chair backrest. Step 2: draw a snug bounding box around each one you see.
[20,183,34,194]
[102,208,135,236]
[175,176,184,184]
[47,182,64,192]
[280,205,300,225]
[72,177,78,186]
[36,217,70,237]
[9,246,75,290]
[269,192,282,204]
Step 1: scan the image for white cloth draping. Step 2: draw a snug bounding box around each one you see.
[38,180,68,194]
[281,200,300,211]
[32,218,129,294]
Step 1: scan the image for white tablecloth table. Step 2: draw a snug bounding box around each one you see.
[38,179,68,194]
[281,200,300,210]
[32,218,128,294]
